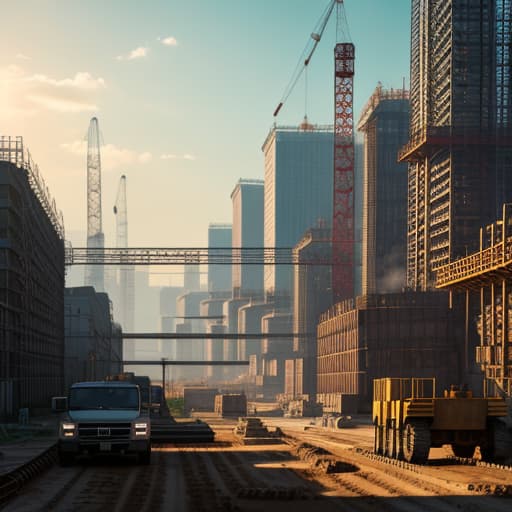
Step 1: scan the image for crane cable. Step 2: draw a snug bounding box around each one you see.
[273,0,338,118]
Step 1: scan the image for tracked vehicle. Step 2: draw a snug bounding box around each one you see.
[373,377,509,464]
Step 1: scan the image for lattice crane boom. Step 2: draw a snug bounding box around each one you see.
[87,117,102,239]
[273,0,343,118]
[85,117,105,291]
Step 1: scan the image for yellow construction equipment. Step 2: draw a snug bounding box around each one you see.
[373,377,509,463]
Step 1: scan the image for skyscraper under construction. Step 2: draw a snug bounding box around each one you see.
[400,0,512,290]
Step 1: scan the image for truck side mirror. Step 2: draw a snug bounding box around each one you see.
[52,396,68,413]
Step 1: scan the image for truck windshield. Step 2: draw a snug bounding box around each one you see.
[69,387,139,410]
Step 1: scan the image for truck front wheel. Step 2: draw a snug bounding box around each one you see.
[58,450,75,467]
[137,446,151,465]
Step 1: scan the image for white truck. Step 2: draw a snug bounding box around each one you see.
[53,381,151,465]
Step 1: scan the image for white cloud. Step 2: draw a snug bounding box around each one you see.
[61,140,152,170]
[159,36,178,46]
[138,152,152,163]
[16,53,30,60]
[0,65,106,115]
[27,72,105,90]
[160,153,197,161]
[117,46,148,61]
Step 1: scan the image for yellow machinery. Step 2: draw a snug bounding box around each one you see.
[373,378,508,463]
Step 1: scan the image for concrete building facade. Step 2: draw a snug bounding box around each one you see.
[257,313,293,400]
[316,292,463,412]
[174,291,209,381]
[357,85,410,295]
[292,227,332,399]
[231,179,264,300]
[208,223,232,294]
[64,287,123,390]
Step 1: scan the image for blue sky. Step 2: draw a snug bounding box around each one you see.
[1,0,411,248]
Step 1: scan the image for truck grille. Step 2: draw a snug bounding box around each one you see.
[78,422,131,440]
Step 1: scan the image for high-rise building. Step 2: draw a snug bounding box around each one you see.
[231,179,264,300]
[262,125,333,304]
[132,269,160,379]
[292,227,332,398]
[174,291,209,381]
[0,137,65,417]
[208,223,232,294]
[400,0,512,290]
[160,286,184,360]
[357,85,410,295]
[184,264,200,292]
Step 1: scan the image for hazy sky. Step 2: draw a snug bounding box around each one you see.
[1,0,411,248]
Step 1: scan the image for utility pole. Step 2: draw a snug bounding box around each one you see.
[161,357,167,399]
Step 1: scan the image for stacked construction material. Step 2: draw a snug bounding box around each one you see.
[233,417,283,445]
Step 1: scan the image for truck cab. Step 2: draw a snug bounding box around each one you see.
[53,381,151,466]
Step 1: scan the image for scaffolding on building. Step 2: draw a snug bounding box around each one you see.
[399,1,512,291]
[0,138,65,416]
[0,136,64,239]
[436,204,512,398]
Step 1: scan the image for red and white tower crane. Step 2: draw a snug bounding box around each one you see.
[273,0,354,302]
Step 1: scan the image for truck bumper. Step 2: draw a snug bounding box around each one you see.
[58,439,150,454]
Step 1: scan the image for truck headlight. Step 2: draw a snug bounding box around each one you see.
[133,422,149,436]
[61,422,77,438]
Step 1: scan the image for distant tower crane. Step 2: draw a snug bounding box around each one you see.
[84,117,105,292]
[273,0,354,302]
[114,175,135,337]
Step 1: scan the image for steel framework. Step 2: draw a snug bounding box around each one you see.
[400,0,512,291]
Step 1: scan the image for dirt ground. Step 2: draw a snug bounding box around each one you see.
[4,415,512,512]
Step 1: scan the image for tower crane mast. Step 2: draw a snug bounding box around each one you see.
[114,175,135,336]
